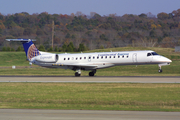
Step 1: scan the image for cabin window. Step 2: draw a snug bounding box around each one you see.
[89,57,91,59]
[114,56,115,58]
[97,56,99,59]
[84,57,86,59]
[64,58,66,60]
[118,56,120,58]
[80,57,82,60]
[122,55,124,58]
[105,56,107,59]
[93,56,95,59]
[127,56,129,58]
[101,56,103,59]
[68,58,70,60]
[147,53,151,56]
[76,57,78,60]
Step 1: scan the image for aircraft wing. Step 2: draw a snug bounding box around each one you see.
[52,63,98,69]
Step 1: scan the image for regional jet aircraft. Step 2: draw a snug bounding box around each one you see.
[6,39,172,76]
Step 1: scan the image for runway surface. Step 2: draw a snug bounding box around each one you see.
[0,76,180,83]
[0,109,180,120]
[1,76,180,120]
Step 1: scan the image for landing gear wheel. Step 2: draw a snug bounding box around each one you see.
[158,69,162,73]
[89,72,94,76]
[75,72,81,77]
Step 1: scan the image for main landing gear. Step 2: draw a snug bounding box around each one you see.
[75,69,81,77]
[74,69,97,77]
[89,69,96,76]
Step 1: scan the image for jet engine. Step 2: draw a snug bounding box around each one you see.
[34,54,58,63]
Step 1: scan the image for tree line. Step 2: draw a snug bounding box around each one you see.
[0,9,180,52]
[1,42,87,52]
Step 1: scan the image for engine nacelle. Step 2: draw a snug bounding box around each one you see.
[34,54,58,63]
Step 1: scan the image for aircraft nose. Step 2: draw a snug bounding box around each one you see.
[169,59,172,62]
[156,56,172,63]
[164,57,172,63]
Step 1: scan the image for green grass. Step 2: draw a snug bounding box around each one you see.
[0,58,179,76]
[0,52,27,66]
[0,48,179,111]
[0,83,180,111]
[0,47,179,76]
[0,61,179,76]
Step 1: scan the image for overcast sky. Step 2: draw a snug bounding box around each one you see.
[0,0,179,16]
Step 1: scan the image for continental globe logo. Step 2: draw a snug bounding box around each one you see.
[27,44,40,60]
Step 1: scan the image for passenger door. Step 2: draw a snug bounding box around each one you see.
[132,53,137,63]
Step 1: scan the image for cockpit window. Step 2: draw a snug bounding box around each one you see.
[147,52,159,57]
[147,53,151,56]
[151,52,159,55]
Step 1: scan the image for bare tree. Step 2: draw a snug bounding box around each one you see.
[140,37,157,47]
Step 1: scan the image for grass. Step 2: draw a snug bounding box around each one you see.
[0,52,27,66]
[0,47,179,111]
[0,47,179,76]
[0,83,180,111]
[0,61,179,76]
[0,59,179,76]
[0,47,179,66]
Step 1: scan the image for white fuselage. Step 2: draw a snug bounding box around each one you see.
[6,39,172,76]
[31,50,172,71]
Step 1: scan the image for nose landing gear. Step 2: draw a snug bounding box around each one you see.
[158,63,171,73]
[158,69,162,73]
[158,65,162,73]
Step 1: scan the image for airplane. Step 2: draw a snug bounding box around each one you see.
[6,39,172,76]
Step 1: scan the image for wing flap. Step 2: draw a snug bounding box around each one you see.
[52,63,98,69]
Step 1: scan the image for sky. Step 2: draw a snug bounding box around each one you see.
[0,0,180,16]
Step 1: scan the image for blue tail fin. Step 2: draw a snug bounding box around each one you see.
[22,40,41,60]
[6,39,41,60]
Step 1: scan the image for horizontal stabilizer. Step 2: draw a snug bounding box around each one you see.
[6,39,36,42]
[6,38,39,61]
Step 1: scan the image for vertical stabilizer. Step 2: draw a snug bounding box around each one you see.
[6,39,41,60]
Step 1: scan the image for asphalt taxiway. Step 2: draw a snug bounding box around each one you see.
[1,76,180,120]
[0,109,180,120]
[0,76,180,83]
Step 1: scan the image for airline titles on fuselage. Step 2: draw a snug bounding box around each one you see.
[98,53,129,57]
[40,56,52,60]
